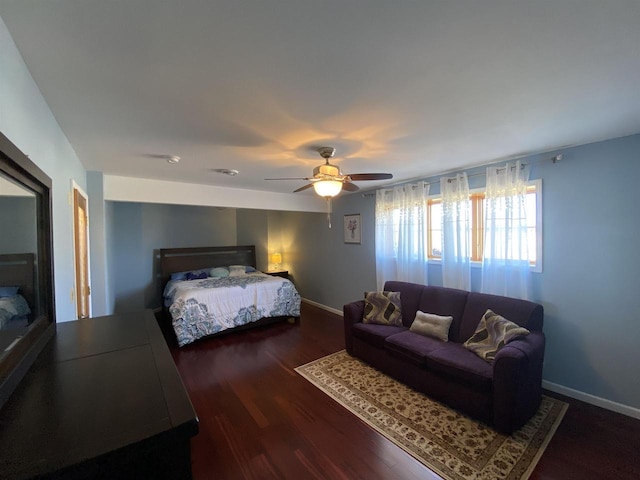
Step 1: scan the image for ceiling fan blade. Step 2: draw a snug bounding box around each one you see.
[293,183,314,193]
[348,173,393,181]
[342,182,359,192]
[265,177,311,181]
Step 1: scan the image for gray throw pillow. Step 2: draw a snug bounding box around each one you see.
[464,309,530,362]
[363,291,402,326]
[410,311,453,342]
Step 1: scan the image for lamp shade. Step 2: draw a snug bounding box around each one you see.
[313,180,342,197]
[270,252,282,264]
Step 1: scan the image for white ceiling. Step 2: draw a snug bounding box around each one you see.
[2,1,640,196]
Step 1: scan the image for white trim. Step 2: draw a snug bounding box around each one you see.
[529,178,543,273]
[542,380,640,420]
[301,298,343,317]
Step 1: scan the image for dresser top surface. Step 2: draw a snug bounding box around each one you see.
[0,310,198,479]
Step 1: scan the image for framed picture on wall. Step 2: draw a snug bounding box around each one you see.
[344,214,361,244]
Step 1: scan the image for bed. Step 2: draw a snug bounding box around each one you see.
[160,245,301,346]
[0,253,35,350]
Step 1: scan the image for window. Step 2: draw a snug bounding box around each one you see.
[426,180,541,269]
[427,199,442,258]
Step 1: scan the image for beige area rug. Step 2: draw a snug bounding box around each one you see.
[295,350,567,480]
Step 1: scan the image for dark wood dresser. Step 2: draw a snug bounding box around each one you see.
[0,310,199,479]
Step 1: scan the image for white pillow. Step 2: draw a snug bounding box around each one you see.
[410,311,453,342]
[228,265,247,277]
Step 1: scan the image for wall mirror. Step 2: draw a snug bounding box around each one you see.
[0,132,55,408]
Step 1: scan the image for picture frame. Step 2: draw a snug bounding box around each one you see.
[344,214,361,244]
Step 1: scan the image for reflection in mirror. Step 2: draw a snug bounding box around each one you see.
[0,132,55,408]
[0,173,38,352]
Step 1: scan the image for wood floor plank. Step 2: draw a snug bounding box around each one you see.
[165,303,640,480]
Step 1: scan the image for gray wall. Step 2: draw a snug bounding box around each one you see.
[236,209,269,271]
[289,134,640,411]
[280,198,378,310]
[107,202,236,312]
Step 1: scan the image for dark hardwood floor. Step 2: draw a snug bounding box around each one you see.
[166,303,640,480]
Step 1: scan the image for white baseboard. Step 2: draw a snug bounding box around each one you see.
[542,380,640,420]
[300,299,640,421]
[301,298,343,317]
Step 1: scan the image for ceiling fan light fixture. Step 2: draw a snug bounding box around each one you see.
[313,179,342,197]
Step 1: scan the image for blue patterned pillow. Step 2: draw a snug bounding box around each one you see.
[185,271,208,281]
[363,291,402,326]
[171,269,209,281]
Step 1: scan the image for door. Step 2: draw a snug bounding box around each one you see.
[73,186,90,319]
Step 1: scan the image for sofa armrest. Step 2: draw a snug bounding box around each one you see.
[492,331,546,434]
[343,300,365,354]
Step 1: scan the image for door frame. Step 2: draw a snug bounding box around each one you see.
[71,180,91,319]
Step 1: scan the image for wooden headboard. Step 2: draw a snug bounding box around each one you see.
[159,245,257,288]
[0,253,36,310]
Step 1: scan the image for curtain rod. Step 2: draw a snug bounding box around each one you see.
[361,153,562,197]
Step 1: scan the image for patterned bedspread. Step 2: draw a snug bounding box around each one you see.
[164,272,301,346]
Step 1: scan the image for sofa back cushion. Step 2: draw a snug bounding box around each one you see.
[417,286,469,342]
[383,281,428,327]
[458,292,543,343]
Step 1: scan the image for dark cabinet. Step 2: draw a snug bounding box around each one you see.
[0,310,198,479]
[265,270,289,279]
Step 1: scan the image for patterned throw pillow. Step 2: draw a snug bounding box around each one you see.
[363,291,402,326]
[410,311,453,342]
[464,309,530,362]
[184,271,208,280]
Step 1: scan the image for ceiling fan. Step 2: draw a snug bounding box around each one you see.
[265,147,393,198]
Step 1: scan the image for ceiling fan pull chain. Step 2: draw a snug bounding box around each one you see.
[327,198,332,228]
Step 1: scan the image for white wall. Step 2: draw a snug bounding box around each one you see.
[104,175,327,213]
[1,17,87,322]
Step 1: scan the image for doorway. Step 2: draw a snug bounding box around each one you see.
[72,184,90,319]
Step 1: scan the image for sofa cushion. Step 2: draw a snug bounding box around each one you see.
[363,291,402,326]
[424,343,494,391]
[464,309,530,362]
[352,323,407,349]
[384,330,446,366]
[383,281,428,327]
[410,311,453,342]
[417,286,469,342]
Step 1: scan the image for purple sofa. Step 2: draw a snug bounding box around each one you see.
[343,281,545,434]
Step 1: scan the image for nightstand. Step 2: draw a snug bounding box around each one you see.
[265,270,289,279]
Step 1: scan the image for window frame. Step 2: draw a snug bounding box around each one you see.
[426,179,542,272]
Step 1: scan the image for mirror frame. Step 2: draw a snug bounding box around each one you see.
[0,132,56,408]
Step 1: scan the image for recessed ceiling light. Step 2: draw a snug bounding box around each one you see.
[166,155,181,164]
[212,168,239,176]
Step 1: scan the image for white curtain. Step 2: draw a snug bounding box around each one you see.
[440,173,471,290]
[375,182,429,290]
[481,161,531,299]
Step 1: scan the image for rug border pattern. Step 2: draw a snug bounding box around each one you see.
[295,350,567,480]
